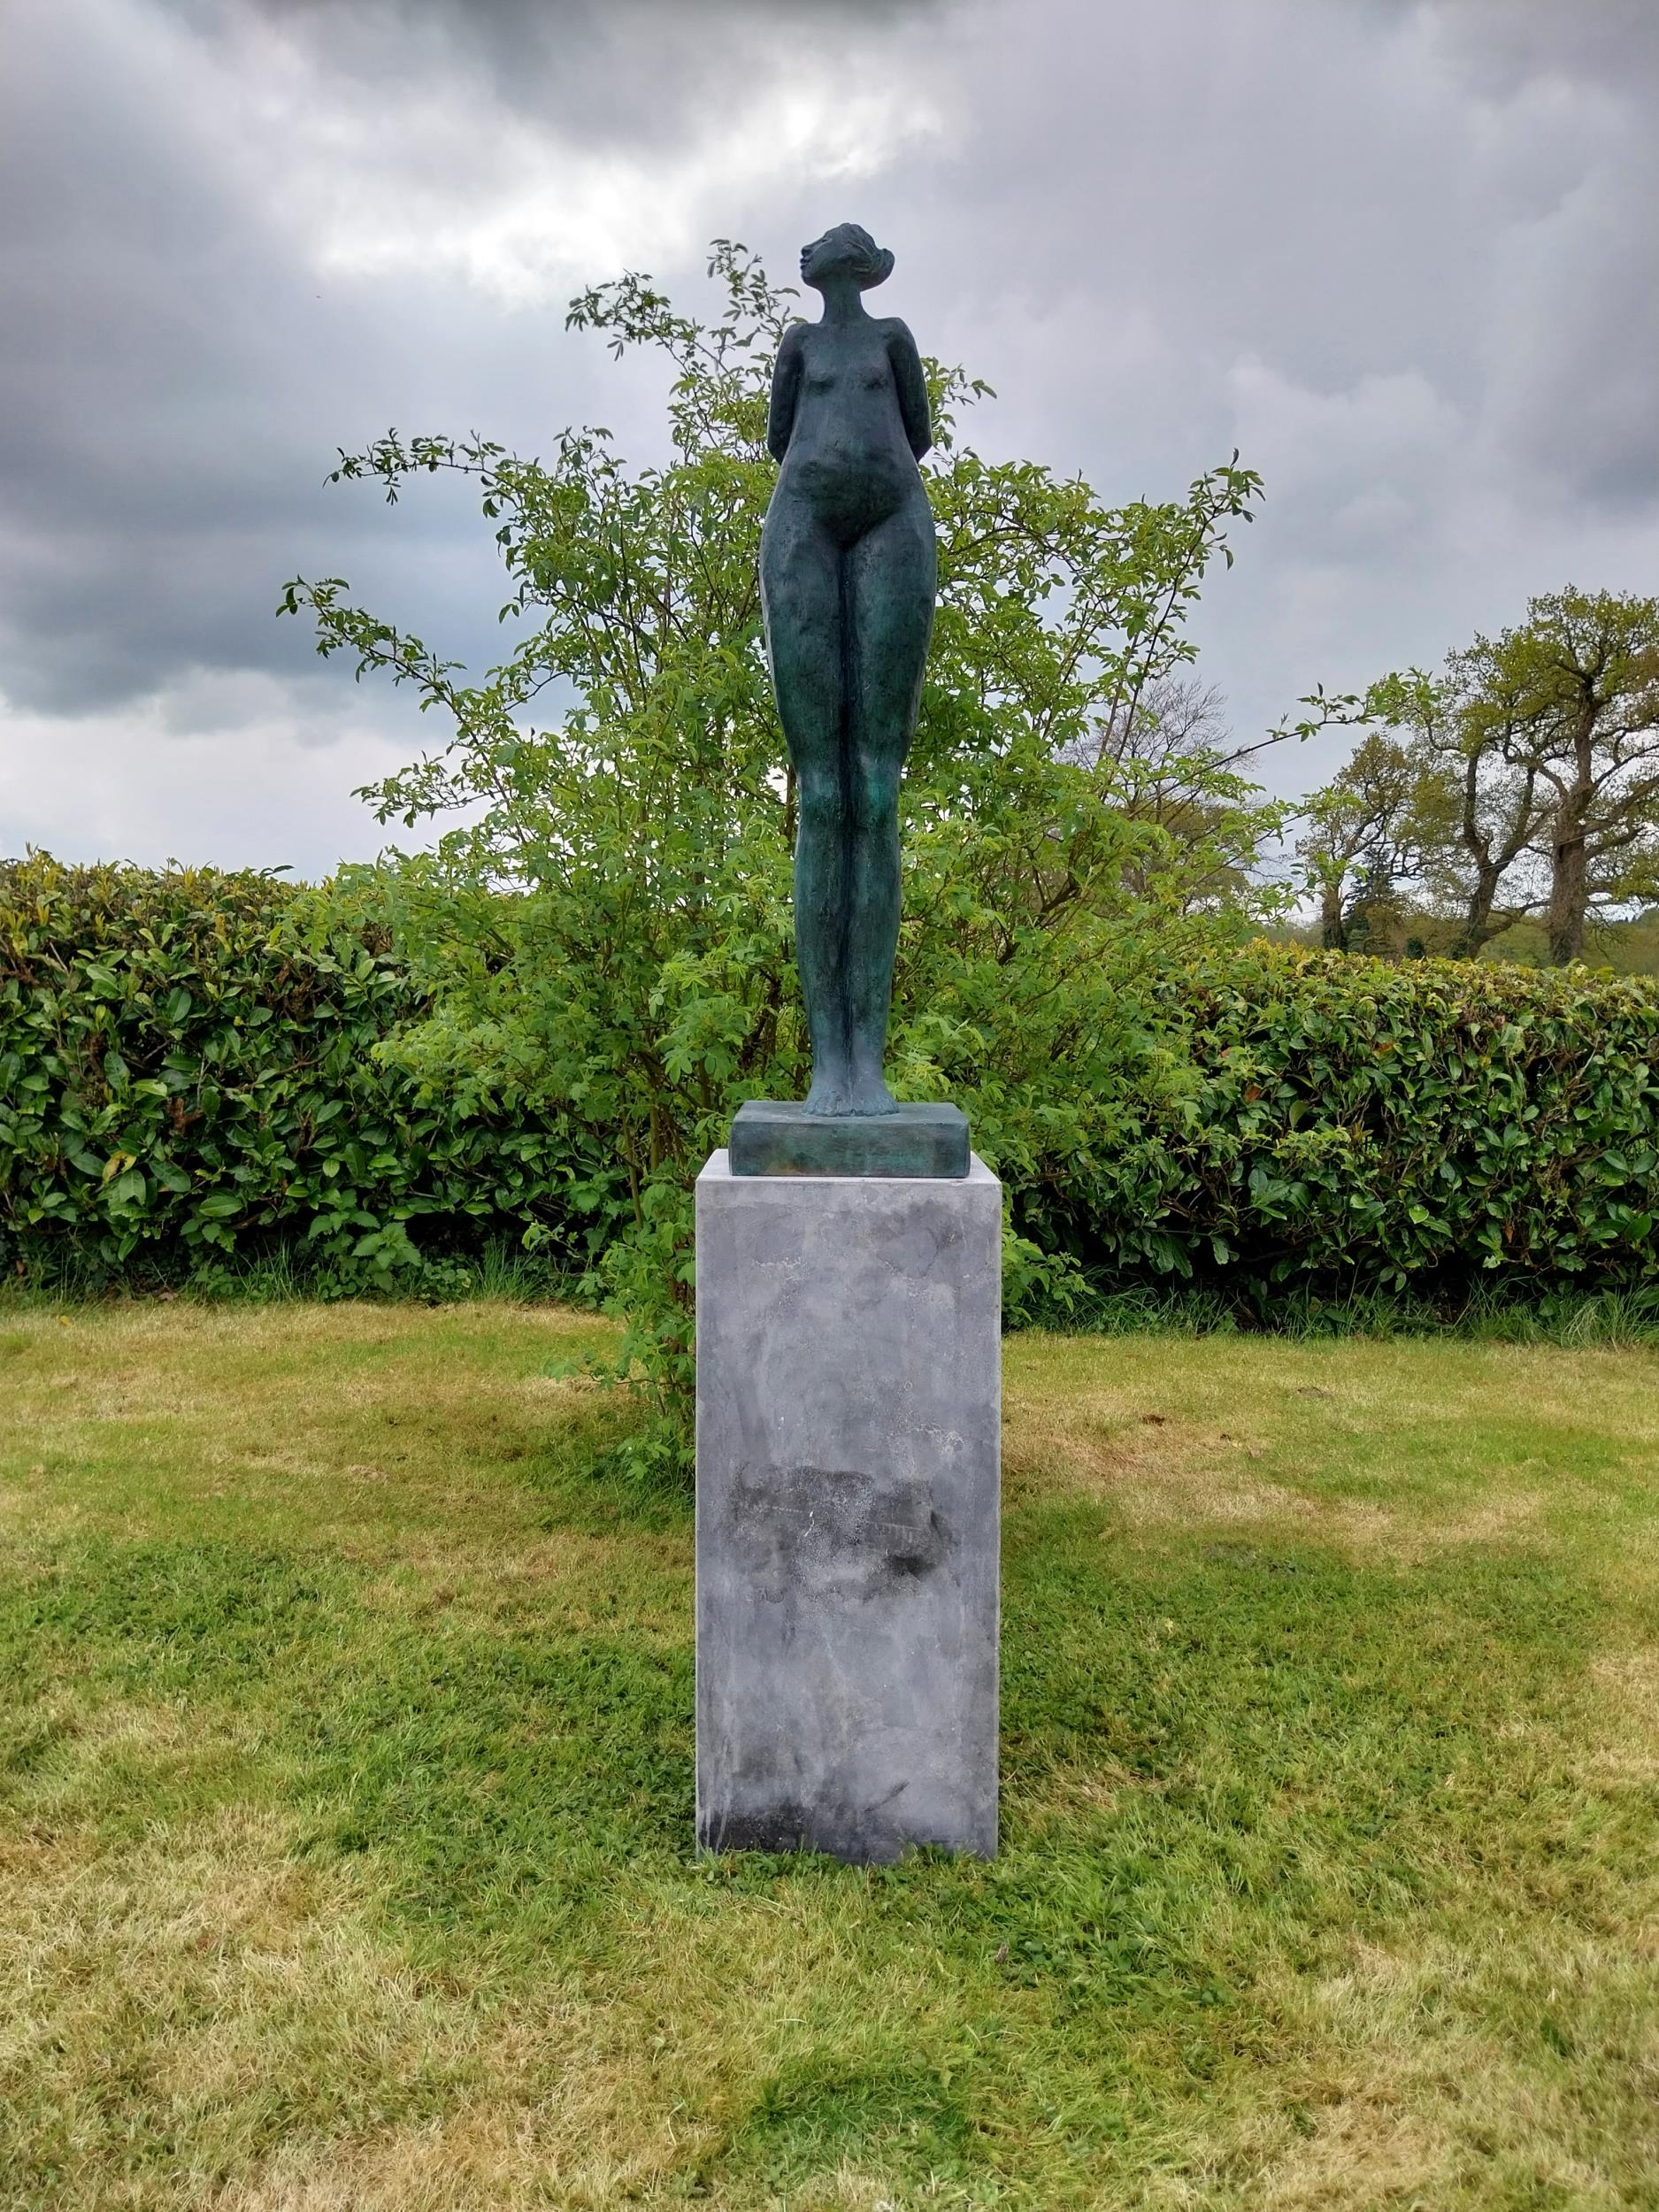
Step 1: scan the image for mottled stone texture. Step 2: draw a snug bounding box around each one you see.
[729,1099,969,1179]
[695,1151,1001,1862]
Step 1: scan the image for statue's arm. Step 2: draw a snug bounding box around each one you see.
[888,322,933,461]
[767,323,806,463]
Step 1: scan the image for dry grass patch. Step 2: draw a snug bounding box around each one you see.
[1218,1920,1659,2210]
[0,1805,480,2202]
[1003,1332,1659,1566]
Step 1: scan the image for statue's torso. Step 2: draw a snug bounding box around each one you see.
[776,321,921,545]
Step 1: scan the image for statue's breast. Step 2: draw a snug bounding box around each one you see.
[801,339,893,396]
[804,370,889,397]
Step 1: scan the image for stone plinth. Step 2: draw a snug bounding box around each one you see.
[695,1150,1001,1862]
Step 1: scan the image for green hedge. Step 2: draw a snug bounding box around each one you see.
[0,856,568,1290]
[5,861,1657,1306]
[1053,945,1659,1298]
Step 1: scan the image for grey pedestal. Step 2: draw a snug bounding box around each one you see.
[695,1149,1002,1862]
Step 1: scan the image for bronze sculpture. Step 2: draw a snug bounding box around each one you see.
[760,222,936,1119]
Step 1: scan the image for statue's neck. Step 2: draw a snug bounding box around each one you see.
[817,280,866,328]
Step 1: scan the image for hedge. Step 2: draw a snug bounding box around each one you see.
[0,855,569,1290]
[5,857,1657,1305]
[1055,944,1659,1297]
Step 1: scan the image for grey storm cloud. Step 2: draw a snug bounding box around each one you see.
[160,0,942,140]
[0,0,946,722]
[3,0,1657,874]
[1435,0,1659,91]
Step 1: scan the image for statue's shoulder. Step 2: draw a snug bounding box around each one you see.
[877,315,920,349]
[776,318,810,353]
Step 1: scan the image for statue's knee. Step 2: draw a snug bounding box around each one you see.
[797,780,842,838]
[852,764,900,829]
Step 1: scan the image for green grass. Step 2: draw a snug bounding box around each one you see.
[3,1304,1658,2208]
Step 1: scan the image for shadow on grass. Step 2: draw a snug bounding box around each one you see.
[1024,1277,1659,1348]
[517,1394,694,1537]
[733,2047,974,2187]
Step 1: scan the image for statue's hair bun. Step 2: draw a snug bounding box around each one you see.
[822,222,894,288]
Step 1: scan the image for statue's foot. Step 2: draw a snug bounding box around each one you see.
[844,1067,899,1117]
[803,1070,853,1116]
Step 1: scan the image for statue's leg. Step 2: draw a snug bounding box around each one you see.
[760,500,852,1112]
[842,495,937,1114]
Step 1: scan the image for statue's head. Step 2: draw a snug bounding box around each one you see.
[800,223,895,292]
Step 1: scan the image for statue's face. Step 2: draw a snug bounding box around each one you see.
[800,228,865,288]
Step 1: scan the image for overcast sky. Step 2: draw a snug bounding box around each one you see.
[4,0,1656,876]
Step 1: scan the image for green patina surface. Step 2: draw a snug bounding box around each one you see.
[761,222,936,1124]
[728,1099,969,1178]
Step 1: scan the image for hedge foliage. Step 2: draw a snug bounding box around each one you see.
[1055,945,1659,1299]
[0,855,568,1290]
[4,858,1657,1306]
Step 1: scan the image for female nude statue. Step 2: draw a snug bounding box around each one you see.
[761,222,935,1118]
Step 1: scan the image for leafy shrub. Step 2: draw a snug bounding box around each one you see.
[1058,944,1659,1302]
[280,245,1272,1446]
[0,853,569,1291]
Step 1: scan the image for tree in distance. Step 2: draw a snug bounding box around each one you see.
[1295,723,1444,954]
[1065,672,1293,910]
[1300,588,1659,964]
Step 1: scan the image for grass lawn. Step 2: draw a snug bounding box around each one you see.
[2,1302,1657,2209]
